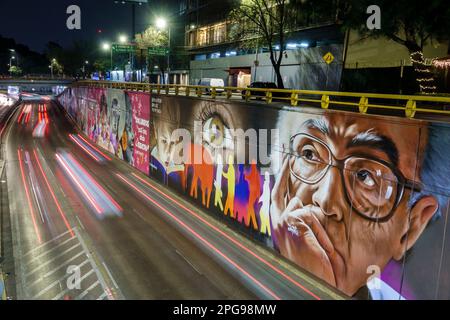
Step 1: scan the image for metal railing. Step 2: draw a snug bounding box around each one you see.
[73,80,450,120]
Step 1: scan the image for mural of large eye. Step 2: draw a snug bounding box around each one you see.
[202,114,234,151]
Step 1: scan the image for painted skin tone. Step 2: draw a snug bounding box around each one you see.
[271,113,438,296]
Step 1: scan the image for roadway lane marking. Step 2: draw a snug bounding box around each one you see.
[102,262,119,290]
[132,208,147,222]
[51,269,95,300]
[25,243,81,278]
[33,149,74,236]
[97,292,108,300]
[27,253,87,288]
[176,250,203,276]
[130,172,323,300]
[33,260,91,299]
[26,235,77,264]
[17,149,42,244]
[75,281,100,300]
[23,229,74,257]
[74,228,119,300]
[116,173,281,300]
[75,216,85,231]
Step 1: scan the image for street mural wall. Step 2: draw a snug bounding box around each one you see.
[59,88,450,300]
[58,87,150,174]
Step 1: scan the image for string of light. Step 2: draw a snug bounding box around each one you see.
[410,51,436,93]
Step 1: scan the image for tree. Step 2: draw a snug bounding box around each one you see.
[9,65,22,76]
[135,26,168,49]
[340,0,450,94]
[135,26,169,83]
[45,40,100,77]
[228,0,299,89]
[50,58,63,76]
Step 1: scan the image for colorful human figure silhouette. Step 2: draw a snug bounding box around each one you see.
[244,161,261,230]
[234,164,249,225]
[214,154,224,211]
[259,171,271,236]
[223,155,235,218]
[185,144,214,208]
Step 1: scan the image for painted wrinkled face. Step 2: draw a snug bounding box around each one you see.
[281,113,426,295]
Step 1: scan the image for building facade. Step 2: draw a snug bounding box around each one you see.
[181,0,345,90]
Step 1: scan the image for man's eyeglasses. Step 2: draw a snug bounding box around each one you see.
[288,133,422,222]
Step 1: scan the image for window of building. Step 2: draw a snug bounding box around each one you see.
[197,27,207,46]
[212,23,226,44]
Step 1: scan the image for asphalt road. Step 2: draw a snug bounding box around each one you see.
[1,96,345,300]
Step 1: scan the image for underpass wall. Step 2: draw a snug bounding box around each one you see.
[58,86,450,300]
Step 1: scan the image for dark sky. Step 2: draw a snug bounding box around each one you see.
[0,0,168,52]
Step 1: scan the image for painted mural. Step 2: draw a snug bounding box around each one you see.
[148,95,450,300]
[58,87,149,172]
[59,88,450,300]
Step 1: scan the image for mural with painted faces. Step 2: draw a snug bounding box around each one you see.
[271,111,439,296]
[152,100,183,170]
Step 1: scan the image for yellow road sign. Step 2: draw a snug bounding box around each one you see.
[323,52,334,65]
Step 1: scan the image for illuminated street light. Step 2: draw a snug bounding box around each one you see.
[101,42,113,72]
[9,53,16,77]
[155,17,171,84]
[118,34,128,44]
[156,17,167,30]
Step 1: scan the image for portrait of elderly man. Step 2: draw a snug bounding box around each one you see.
[270,108,449,298]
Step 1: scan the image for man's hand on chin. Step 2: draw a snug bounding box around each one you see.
[275,200,337,287]
[270,159,345,289]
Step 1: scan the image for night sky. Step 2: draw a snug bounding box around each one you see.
[0,0,162,52]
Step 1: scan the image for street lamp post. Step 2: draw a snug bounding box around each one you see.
[82,60,89,79]
[102,42,112,73]
[9,57,15,76]
[167,27,171,84]
[50,58,57,79]
[9,49,16,77]
[118,34,134,81]
[156,18,171,85]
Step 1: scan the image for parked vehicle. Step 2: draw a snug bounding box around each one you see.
[198,78,225,94]
[241,82,277,100]
[242,82,291,101]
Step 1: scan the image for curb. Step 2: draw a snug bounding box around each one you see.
[0,160,5,300]
[0,99,20,301]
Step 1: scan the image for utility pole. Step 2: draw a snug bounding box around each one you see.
[167,27,171,85]
[112,0,148,81]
